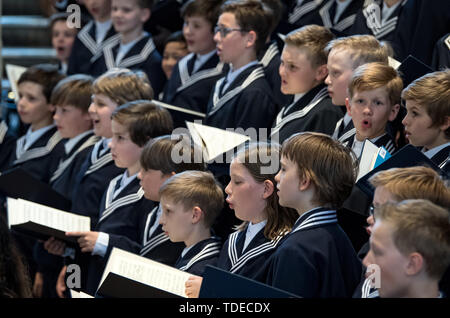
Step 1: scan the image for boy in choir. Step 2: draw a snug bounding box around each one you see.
[161,31,188,82]
[49,12,80,75]
[67,0,119,76]
[49,75,99,200]
[184,142,298,298]
[32,75,99,298]
[317,0,365,35]
[66,100,173,295]
[162,0,225,128]
[340,62,401,157]
[204,0,278,132]
[348,0,408,58]
[271,24,343,144]
[355,166,450,298]
[137,134,207,265]
[401,70,450,175]
[3,64,66,182]
[265,132,362,297]
[92,0,166,97]
[324,34,389,140]
[284,0,325,33]
[159,170,224,276]
[363,199,450,298]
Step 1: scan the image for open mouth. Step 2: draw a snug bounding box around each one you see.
[361,120,371,129]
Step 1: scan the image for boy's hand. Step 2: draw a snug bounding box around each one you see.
[66,231,99,253]
[56,266,67,298]
[43,237,66,256]
[185,275,203,298]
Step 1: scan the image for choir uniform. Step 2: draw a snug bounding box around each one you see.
[331,113,355,141]
[204,62,278,132]
[258,41,292,111]
[91,33,166,97]
[270,84,344,144]
[70,138,125,228]
[5,125,65,183]
[318,0,366,35]
[423,143,450,177]
[348,0,408,58]
[431,33,450,70]
[67,20,120,76]
[85,174,155,295]
[283,0,326,33]
[162,51,226,128]
[265,208,363,297]
[50,131,99,200]
[216,222,283,283]
[174,237,222,276]
[139,204,185,266]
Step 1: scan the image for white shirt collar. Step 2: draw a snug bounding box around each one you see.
[64,130,93,155]
[23,124,55,151]
[224,60,259,92]
[193,50,217,73]
[113,170,138,199]
[243,219,267,252]
[95,20,112,44]
[334,0,352,24]
[423,142,450,159]
[381,0,402,23]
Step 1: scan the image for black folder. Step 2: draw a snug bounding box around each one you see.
[356,144,445,197]
[0,167,71,211]
[397,55,434,87]
[199,265,300,298]
[10,221,80,246]
[96,272,182,298]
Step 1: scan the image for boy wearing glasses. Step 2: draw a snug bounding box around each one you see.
[355,166,450,298]
[204,0,278,134]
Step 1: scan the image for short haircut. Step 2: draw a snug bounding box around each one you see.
[111,100,173,147]
[281,132,358,209]
[181,0,224,31]
[50,74,94,112]
[220,0,271,55]
[284,24,335,68]
[369,166,450,209]
[401,70,450,138]
[375,199,450,280]
[233,142,298,240]
[260,0,283,35]
[93,68,154,105]
[325,34,389,70]
[164,30,187,47]
[140,134,206,174]
[159,170,224,228]
[18,64,66,102]
[348,62,403,106]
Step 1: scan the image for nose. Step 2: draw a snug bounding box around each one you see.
[324,74,331,85]
[274,171,281,183]
[279,64,285,77]
[213,31,221,43]
[88,102,96,114]
[401,113,409,126]
[224,182,231,195]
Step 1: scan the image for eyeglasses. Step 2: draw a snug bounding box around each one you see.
[214,26,246,38]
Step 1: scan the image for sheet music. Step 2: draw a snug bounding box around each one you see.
[356,140,379,181]
[7,198,90,232]
[100,248,192,298]
[70,290,94,298]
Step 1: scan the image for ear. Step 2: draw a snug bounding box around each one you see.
[388,103,400,122]
[315,64,328,82]
[345,97,352,116]
[298,174,311,192]
[405,252,424,276]
[246,30,257,49]
[191,206,203,224]
[439,115,450,133]
[141,8,151,23]
[262,180,274,199]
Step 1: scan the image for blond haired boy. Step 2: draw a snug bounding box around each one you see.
[363,199,450,298]
[159,170,223,276]
[342,62,402,158]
